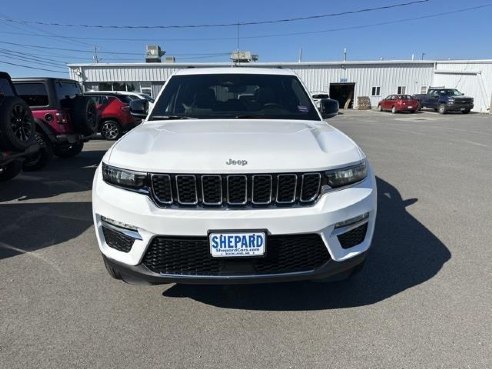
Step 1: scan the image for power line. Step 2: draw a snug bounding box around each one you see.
[0,47,67,66]
[0,59,66,73]
[238,4,492,40]
[0,1,431,29]
[0,43,91,61]
[0,40,142,55]
[0,41,231,59]
[0,3,487,44]
[0,12,92,47]
[0,51,66,69]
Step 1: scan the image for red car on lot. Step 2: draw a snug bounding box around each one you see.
[377,94,420,113]
[85,92,141,140]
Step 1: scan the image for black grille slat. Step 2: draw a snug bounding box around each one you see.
[252,175,272,204]
[150,172,322,208]
[276,174,297,203]
[102,226,134,253]
[202,175,222,205]
[142,234,330,276]
[300,174,321,202]
[176,175,198,204]
[227,175,247,205]
[338,223,368,249]
[151,174,172,204]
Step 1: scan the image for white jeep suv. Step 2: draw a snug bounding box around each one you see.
[92,68,377,284]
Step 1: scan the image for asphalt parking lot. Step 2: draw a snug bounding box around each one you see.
[1,109,491,369]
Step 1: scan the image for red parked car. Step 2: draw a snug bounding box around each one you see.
[377,94,420,114]
[85,92,141,140]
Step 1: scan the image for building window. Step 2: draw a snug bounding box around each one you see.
[141,87,152,96]
[420,86,428,94]
[97,82,137,92]
[397,86,406,94]
[371,86,381,96]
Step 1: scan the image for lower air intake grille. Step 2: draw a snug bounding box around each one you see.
[142,234,330,276]
[102,226,135,253]
[337,223,368,249]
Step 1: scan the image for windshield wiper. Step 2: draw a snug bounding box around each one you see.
[148,115,193,120]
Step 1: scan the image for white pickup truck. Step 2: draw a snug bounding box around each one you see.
[92,67,377,285]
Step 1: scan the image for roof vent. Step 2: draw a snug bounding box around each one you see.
[230,51,258,63]
[145,45,165,63]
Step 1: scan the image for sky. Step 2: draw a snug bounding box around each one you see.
[1,0,492,77]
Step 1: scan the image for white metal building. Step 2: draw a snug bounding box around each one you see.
[68,60,492,112]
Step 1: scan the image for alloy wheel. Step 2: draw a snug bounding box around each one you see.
[9,104,33,143]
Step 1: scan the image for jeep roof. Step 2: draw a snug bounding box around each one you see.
[12,77,83,110]
[0,72,16,97]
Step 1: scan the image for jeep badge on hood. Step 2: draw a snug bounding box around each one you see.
[225,159,248,166]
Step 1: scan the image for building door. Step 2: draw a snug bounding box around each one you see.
[432,72,488,112]
[329,83,356,109]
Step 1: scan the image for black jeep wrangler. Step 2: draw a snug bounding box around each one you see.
[0,72,40,181]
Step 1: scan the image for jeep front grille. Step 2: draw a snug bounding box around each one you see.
[150,172,321,208]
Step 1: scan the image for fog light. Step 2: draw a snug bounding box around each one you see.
[335,212,369,229]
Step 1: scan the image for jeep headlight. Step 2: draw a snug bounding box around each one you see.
[102,163,148,191]
[324,160,367,189]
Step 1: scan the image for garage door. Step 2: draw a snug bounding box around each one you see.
[432,71,490,113]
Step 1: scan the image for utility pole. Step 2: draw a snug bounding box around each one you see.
[421,52,426,60]
[343,48,347,62]
[93,46,100,63]
[236,23,240,51]
[298,48,303,63]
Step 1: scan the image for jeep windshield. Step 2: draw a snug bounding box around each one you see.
[149,73,320,121]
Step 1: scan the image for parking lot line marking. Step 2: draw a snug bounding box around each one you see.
[463,140,489,148]
[0,241,66,276]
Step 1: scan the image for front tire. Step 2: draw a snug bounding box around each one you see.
[377,104,383,112]
[462,109,470,114]
[53,141,84,158]
[23,132,53,171]
[391,106,397,114]
[100,120,121,140]
[0,160,22,181]
[438,104,447,114]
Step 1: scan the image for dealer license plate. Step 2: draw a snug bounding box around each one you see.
[408,106,413,109]
[209,232,266,257]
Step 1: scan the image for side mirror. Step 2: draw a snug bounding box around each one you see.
[319,98,339,119]
[129,99,149,118]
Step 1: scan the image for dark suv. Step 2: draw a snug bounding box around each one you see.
[0,72,40,181]
[13,78,97,165]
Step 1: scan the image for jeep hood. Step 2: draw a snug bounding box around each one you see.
[107,119,364,173]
